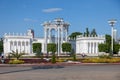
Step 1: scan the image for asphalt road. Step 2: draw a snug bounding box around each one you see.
[0,64,120,80]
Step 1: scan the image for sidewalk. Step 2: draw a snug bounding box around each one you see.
[0,62,120,67]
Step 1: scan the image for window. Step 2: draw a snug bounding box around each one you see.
[14,41,17,46]
[10,41,13,45]
[22,41,24,46]
[26,41,28,46]
[18,41,21,46]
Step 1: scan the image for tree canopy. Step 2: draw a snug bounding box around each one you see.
[69,32,82,39]
[0,38,3,54]
[90,28,97,37]
[62,43,72,52]
[98,34,120,54]
[47,43,56,53]
[32,43,42,53]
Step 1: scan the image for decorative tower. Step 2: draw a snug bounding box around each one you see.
[27,29,34,38]
[42,18,70,56]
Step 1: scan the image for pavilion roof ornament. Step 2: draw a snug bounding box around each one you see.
[43,18,70,27]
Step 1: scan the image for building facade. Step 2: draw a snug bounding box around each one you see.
[3,18,106,57]
[3,30,34,56]
[75,35,105,56]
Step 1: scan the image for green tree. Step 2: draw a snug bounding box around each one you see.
[62,43,72,54]
[71,49,76,61]
[47,43,56,53]
[51,53,56,64]
[98,34,120,55]
[35,47,43,58]
[98,43,106,52]
[0,38,3,55]
[90,28,97,37]
[113,44,120,54]
[98,35,111,53]
[86,28,90,37]
[105,34,111,45]
[33,43,42,53]
[47,43,57,64]
[10,50,25,60]
[69,32,82,39]
[33,43,42,57]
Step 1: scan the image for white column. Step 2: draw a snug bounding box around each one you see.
[61,29,63,53]
[20,41,22,52]
[15,41,17,52]
[78,42,80,53]
[44,28,47,53]
[58,27,60,56]
[89,42,91,54]
[24,41,27,53]
[60,27,63,53]
[111,27,114,54]
[87,42,89,54]
[65,27,68,42]
[13,41,15,51]
[55,29,57,44]
[61,27,63,43]
[94,42,96,53]
[96,43,98,53]
[49,28,51,43]
[93,42,95,54]
[55,29,57,54]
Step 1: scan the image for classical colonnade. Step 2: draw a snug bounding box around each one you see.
[87,42,99,54]
[9,40,32,54]
[43,18,70,55]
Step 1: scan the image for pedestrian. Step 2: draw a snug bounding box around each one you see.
[1,53,4,64]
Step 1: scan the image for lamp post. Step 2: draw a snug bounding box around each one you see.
[108,19,117,55]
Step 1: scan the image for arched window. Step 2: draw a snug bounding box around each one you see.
[18,41,21,46]
[91,42,93,53]
[10,41,13,45]
[88,42,90,53]
[26,41,28,46]
[14,41,17,46]
[94,42,96,53]
[10,41,13,50]
[22,41,24,46]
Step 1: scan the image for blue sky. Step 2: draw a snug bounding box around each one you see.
[0,0,120,38]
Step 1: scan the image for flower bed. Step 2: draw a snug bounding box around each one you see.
[81,58,120,63]
[0,58,50,64]
[9,59,24,64]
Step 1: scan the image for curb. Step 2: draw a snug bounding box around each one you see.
[0,63,120,67]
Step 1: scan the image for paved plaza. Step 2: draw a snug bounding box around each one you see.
[0,64,120,80]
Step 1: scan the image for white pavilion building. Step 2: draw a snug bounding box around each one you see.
[3,18,106,57]
[76,35,105,56]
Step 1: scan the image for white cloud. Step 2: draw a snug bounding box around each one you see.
[24,18,38,22]
[42,8,63,13]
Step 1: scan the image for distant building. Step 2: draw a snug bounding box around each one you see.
[3,18,106,57]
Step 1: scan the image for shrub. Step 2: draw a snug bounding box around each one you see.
[9,59,24,64]
[72,53,77,61]
[51,53,56,64]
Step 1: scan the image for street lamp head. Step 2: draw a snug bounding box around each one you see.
[108,19,117,27]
